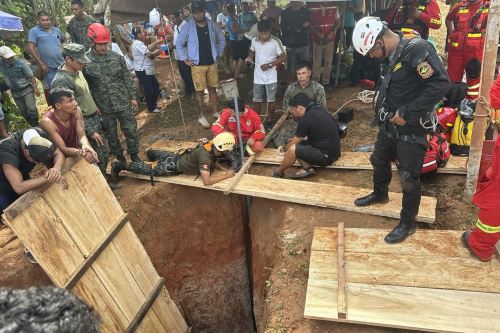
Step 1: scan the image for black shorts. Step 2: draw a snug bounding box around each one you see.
[295,144,334,167]
[231,39,250,61]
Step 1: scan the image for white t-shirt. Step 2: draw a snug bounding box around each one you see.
[131,40,155,75]
[217,13,227,33]
[250,37,284,85]
[111,42,124,56]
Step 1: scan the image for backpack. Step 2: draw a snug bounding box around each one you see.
[421,133,451,174]
[450,115,474,155]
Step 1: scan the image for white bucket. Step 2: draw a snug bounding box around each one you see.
[219,78,239,100]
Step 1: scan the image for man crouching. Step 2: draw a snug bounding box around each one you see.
[273,93,341,179]
[111,132,236,185]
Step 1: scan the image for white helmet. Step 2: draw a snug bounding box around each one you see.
[352,16,384,56]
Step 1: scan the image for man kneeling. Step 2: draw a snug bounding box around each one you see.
[111,132,237,185]
[273,93,340,179]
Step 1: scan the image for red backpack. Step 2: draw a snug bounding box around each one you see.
[421,133,451,174]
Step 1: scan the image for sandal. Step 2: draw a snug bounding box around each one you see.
[272,169,284,178]
[289,167,316,179]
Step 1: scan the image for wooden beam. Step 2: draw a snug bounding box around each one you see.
[125,278,166,333]
[337,222,346,319]
[116,172,436,223]
[150,141,468,175]
[465,0,500,197]
[223,111,289,195]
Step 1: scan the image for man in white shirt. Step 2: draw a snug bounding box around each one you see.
[216,4,231,73]
[246,19,286,128]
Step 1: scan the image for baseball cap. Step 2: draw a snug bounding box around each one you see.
[0,46,16,59]
[62,43,91,64]
[23,129,56,164]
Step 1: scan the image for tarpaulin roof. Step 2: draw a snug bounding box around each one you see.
[94,0,191,24]
[0,11,23,32]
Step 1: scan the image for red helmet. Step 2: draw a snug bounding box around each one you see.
[87,23,111,43]
[436,106,458,132]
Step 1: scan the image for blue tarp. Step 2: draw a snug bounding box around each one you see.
[0,11,23,32]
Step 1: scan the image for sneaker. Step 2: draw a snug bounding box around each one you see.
[198,116,210,129]
[24,248,37,264]
[151,108,161,113]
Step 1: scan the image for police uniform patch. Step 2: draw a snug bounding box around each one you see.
[393,62,402,72]
[417,61,434,79]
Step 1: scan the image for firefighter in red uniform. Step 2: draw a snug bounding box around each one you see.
[211,98,266,155]
[386,0,442,40]
[462,75,500,261]
[446,0,489,83]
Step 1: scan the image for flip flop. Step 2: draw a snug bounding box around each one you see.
[289,167,316,179]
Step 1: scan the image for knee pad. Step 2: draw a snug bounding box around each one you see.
[370,153,391,169]
[398,169,420,192]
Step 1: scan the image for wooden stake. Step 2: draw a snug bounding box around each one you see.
[335,2,347,87]
[337,222,347,319]
[465,0,500,197]
[223,111,289,195]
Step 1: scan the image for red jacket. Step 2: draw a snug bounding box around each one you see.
[211,106,265,142]
[446,0,489,51]
[473,135,500,210]
[386,0,441,40]
[309,5,339,43]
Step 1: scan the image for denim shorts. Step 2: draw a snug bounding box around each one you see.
[253,82,277,103]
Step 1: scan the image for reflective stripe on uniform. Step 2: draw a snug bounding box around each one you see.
[458,8,469,13]
[468,33,482,38]
[468,91,479,96]
[469,83,480,89]
[476,219,500,233]
[430,18,442,24]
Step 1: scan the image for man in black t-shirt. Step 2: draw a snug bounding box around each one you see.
[280,1,310,76]
[273,93,340,179]
[0,128,65,216]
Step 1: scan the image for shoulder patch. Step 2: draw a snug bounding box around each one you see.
[417,61,434,79]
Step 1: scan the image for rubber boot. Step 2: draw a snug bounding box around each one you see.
[130,153,142,163]
[354,190,389,207]
[384,219,416,244]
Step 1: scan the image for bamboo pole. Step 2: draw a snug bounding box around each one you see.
[223,111,289,195]
[464,0,500,198]
[335,2,347,87]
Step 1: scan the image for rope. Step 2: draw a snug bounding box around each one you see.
[331,90,375,116]
[476,95,493,119]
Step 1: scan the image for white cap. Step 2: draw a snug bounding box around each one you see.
[23,129,41,145]
[0,46,16,59]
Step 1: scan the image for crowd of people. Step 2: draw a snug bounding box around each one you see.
[0,0,499,266]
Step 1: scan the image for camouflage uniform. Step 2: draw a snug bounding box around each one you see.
[52,44,109,174]
[83,48,139,158]
[273,81,327,147]
[67,14,97,50]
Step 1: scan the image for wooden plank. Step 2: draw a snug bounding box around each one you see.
[311,228,469,256]
[150,141,467,175]
[2,197,83,286]
[304,279,338,321]
[72,159,188,332]
[64,213,128,289]
[223,111,289,194]
[309,250,500,293]
[336,222,346,319]
[127,278,165,333]
[306,282,500,333]
[117,172,436,223]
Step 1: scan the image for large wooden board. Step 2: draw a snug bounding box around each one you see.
[150,140,467,175]
[2,159,187,333]
[117,171,436,223]
[304,227,500,333]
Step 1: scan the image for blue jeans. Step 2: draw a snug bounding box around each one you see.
[0,191,19,216]
[286,45,310,74]
[45,67,59,88]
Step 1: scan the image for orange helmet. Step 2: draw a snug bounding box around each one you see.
[87,23,111,43]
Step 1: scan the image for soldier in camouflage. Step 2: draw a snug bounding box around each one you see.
[68,0,97,51]
[83,23,142,163]
[52,43,109,174]
[273,61,326,147]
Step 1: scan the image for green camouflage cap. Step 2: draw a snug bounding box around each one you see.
[63,43,91,64]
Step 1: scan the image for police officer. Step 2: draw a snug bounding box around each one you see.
[83,23,142,163]
[351,17,449,244]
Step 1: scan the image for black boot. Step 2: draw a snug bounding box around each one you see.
[384,220,416,244]
[354,191,389,207]
[110,160,127,181]
[116,154,127,163]
[130,153,142,163]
